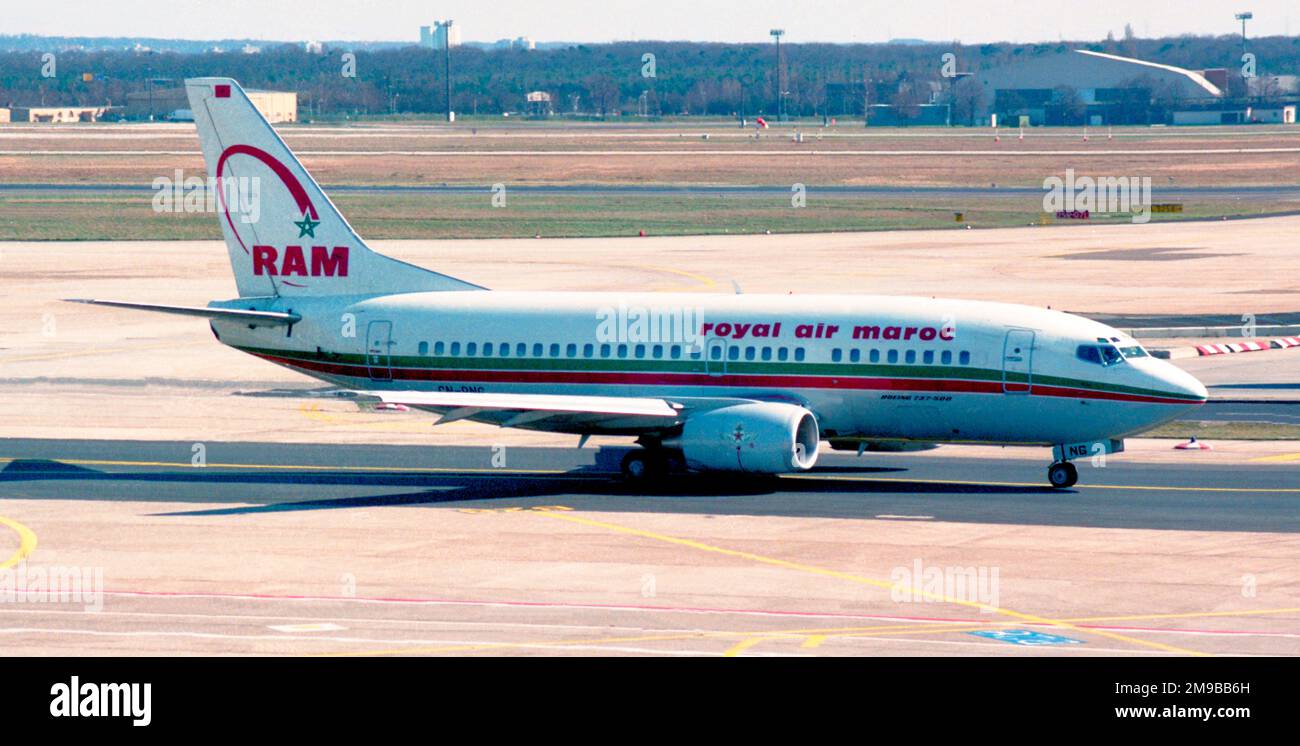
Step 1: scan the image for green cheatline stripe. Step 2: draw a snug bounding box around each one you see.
[235,344,1201,402]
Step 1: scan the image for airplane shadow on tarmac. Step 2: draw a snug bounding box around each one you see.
[4,456,1289,532]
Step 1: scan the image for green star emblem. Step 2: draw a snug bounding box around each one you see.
[293,212,320,238]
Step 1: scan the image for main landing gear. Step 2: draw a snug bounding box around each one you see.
[620,449,667,482]
[1047,461,1078,489]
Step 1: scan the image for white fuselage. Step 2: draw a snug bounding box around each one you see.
[211,291,1208,445]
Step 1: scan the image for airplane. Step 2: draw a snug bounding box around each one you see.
[71,78,1209,489]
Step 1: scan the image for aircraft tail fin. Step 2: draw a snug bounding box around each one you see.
[184,77,483,298]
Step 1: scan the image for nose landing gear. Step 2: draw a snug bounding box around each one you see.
[1047,461,1078,488]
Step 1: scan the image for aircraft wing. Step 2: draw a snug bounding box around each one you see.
[351,390,697,434]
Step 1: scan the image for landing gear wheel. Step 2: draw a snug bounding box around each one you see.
[621,450,664,482]
[1047,461,1078,489]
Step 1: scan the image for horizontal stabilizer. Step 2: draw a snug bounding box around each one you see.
[64,299,300,326]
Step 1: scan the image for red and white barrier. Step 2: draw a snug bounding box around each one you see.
[1274,336,1300,349]
[1196,339,1281,356]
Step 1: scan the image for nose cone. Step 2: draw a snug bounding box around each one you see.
[1156,362,1209,405]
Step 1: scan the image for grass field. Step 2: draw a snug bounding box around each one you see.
[1144,420,1300,440]
[1,121,1297,239]
[1,189,1294,240]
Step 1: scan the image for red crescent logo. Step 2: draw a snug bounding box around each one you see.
[215,144,318,256]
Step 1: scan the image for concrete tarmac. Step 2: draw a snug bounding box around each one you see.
[2,439,1298,657]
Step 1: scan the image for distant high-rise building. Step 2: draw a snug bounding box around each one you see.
[420,21,461,50]
[513,36,535,50]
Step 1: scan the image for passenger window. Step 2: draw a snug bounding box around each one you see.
[710,345,722,361]
[778,347,789,361]
[532,343,543,357]
[549,343,560,357]
[516,343,526,357]
[566,343,577,358]
[869,349,880,363]
[941,350,952,365]
[887,350,899,364]
[483,343,494,356]
[923,350,934,364]
[652,344,663,358]
[418,341,429,356]
[600,343,611,358]
[744,346,755,361]
[450,342,461,356]
[959,351,970,365]
[905,350,916,364]
[850,349,860,363]
[617,344,628,358]
[671,345,682,360]
[635,344,646,359]
[761,347,772,361]
[728,346,739,361]
[583,343,594,358]
[499,343,509,357]
[434,341,445,356]
[794,348,805,362]
[467,342,478,356]
[832,348,842,362]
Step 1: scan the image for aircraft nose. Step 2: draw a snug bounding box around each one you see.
[1158,362,1209,405]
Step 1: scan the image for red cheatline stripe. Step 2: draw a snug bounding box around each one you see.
[252,352,1201,406]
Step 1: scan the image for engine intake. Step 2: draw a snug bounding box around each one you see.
[666,402,819,474]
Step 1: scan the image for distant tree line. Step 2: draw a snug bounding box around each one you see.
[1,34,1297,119]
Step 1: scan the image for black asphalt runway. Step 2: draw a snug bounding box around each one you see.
[3,438,1298,533]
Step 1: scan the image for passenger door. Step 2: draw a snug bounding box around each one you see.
[366,320,394,382]
[1001,329,1034,394]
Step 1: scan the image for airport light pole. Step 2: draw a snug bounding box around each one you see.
[441,20,455,122]
[1235,11,1253,47]
[770,29,785,122]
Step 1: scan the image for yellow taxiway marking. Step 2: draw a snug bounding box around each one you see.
[10,455,1288,495]
[788,473,1300,493]
[0,456,573,477]
[723,637,768,657]
[801,635,828,649]
[322,631,709,657]
[0,517,38,570]
[1249,453,1300,464]
[1063,607,1300,625]
[625,264,719,291]
[533,511,1208,656]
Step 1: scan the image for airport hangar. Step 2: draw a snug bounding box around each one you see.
[972,49,1228,126]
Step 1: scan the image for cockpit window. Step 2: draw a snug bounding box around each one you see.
[1077,344,1125,366]
[1118,345,1147,359]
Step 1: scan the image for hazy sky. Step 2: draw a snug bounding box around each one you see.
[9,0,1297,44]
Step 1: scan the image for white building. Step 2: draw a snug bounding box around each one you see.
[420,22,461,50]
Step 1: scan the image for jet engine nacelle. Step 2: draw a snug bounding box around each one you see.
[667,402,820,473]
